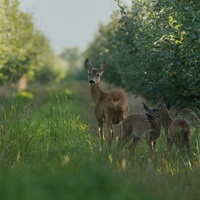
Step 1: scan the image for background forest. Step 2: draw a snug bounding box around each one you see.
[0,0,67,89]
[84,0,200,110]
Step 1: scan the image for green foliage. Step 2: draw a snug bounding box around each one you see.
[84,0,200,110]
[60,47,81,72]
[0,0,67,85]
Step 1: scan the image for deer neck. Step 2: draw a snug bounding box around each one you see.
[149,119,157,129]
[90,83,105,104]
[159,105,173,131]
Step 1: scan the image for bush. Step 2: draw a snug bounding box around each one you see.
[0,0,67,86]
[84,0,200,110]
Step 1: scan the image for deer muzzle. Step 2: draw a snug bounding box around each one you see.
[89,80,96,85]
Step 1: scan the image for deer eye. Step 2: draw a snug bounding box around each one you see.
[88,73,91,76]
[153,108,158,111]
[97,74,100,77]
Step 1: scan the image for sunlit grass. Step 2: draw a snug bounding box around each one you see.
[13,91,34,99]
[0,80,200,199]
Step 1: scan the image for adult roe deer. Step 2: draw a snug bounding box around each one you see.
[84,58,129,146]
[118,103,161,156]
[145,95,191,154]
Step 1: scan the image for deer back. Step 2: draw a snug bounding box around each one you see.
[95,90,129,124]
[169,118,190,137]
[122,114,151,138]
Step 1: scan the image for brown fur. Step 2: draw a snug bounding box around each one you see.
[118,103,161,156]
[146,96,191,153]
[84,58,129,146]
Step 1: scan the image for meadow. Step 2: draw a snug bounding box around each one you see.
[0,78,200,200]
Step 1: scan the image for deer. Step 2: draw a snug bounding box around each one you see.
[84,58,129,147]
[118,103,161,157]
[145,95,191,154]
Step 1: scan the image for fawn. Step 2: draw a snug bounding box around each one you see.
[145,95,191,153]
[118,103,161,156]
[84,58,129,146]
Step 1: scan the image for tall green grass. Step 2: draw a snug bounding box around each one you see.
[0,80,200,200]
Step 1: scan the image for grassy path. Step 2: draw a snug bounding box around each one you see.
[0,78,200,200]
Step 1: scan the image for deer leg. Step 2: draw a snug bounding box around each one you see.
[183,136,191,154]
[166,138,173,152]
[182,132,191,154]
[107,123,115,147]
[98,122,104,141]
[118,122,122,142]
[185,141,191,154]
[147,140,155,157]
[114,122,123,143]
[97,121,104,151]
[153,140,157,156]
[128,137,139,156]
[118,132,132,149]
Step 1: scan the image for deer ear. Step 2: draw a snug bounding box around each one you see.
[157,93,164,102]
[160,97,165,105]
[99,60,107,72]
[157,94,165,106]
[157,93,161,102]
[143,102,149,111]
[84,58,93,71]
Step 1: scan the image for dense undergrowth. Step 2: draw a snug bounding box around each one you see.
[0,78,200,200]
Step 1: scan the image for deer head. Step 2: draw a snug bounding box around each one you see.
[84,58,107,86]
[143,102,154,121]
[144,95,165,119]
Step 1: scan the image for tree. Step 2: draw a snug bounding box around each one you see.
[60,47,81,74]
[84,0,200,109]
[0,0,68,87]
